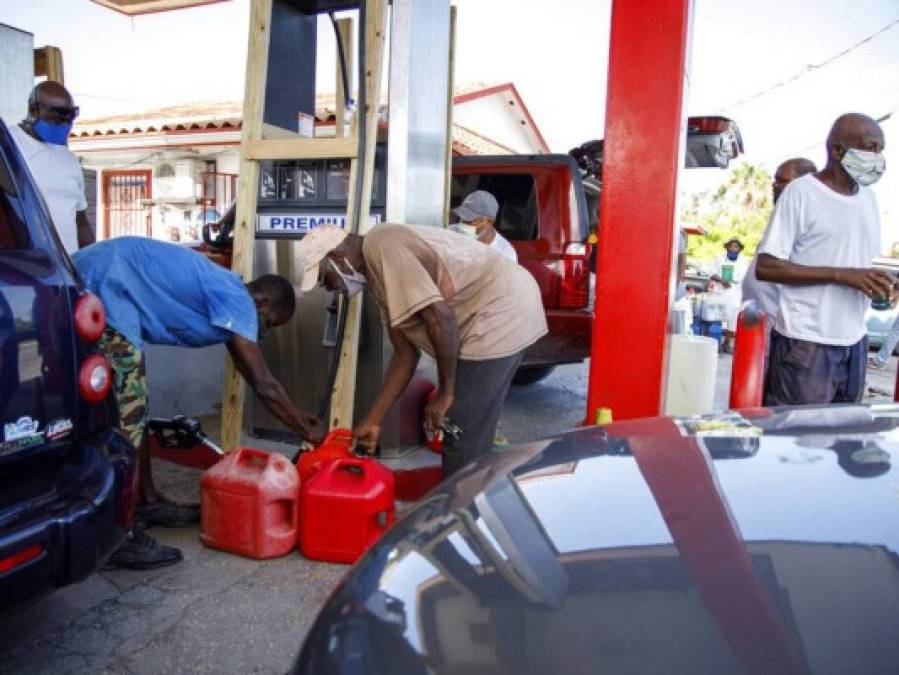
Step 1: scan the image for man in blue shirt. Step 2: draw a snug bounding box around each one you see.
[74,237,324,569]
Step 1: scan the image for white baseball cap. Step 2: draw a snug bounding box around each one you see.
[295,225,350,292]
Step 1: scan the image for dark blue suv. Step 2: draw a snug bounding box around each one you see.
[0,119,136,614]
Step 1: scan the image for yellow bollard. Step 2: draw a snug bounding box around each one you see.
[594,407,613,425]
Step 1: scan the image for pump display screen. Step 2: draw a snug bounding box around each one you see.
[260,160,317,201]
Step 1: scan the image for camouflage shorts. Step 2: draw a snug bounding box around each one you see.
[98,327,148,449]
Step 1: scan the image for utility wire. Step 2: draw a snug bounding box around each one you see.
[721,14,899,111]
[758,108,897,166]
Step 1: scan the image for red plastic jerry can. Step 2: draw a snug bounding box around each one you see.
[300,457,395,564]
[200,448,299,559]
[297,428,355,484]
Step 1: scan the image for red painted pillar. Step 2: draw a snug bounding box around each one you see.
[586,0,693,423]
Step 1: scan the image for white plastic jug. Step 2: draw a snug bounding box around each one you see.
[664,334,718,416]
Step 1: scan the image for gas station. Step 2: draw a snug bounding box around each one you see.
[2,0,899,672]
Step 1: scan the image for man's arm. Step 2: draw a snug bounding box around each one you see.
[419,301,459,433]
[226,334,325,443]
[76,210,95,249]
[756,253,894,298]
[353,325,421,452]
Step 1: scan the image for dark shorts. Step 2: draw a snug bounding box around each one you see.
[763,331,867,406]
[441,351,525,477]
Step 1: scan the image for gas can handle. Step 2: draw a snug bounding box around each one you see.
[323,457,367,477]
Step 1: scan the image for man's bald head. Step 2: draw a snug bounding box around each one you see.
[26,81,78,128]
[28,81,74,112]
[772,157,817,202]
[826,113,885,157]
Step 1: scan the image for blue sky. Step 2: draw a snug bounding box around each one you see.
[3,0,898,220]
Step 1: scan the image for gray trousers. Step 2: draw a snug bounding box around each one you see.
[442,351,525,477]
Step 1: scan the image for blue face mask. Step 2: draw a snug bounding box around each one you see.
[32,119,72,146]
[726,250,740,261]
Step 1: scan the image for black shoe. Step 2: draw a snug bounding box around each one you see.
[137,495,200,529]
[103,528,183,570]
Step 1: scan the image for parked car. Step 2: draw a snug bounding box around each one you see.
[294,403,899,674]
[0,119,136,614]
[452,117,743,385]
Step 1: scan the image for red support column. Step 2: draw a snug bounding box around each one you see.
[586,0,693,423]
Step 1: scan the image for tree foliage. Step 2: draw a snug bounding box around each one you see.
[682,162,773,261]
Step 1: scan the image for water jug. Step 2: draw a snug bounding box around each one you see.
[200,448,299,559]
[300,457,395,564]
[297,428,355,484]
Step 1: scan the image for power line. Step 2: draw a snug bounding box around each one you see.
[720,14,899,111]
[758,107,897,166]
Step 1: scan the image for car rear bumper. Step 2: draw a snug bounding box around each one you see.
[0,430,136,614]
[522,307,592,367]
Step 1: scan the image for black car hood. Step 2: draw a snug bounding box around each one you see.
[296,405,899,675]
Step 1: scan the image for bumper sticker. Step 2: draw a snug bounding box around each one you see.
[4,416,40,442]
[46,418,74,441]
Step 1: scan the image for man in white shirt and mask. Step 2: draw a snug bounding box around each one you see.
[9,82,94,253]
[453,190,518,263]
[756,113,890,405]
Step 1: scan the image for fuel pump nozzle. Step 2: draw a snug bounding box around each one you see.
[147,415,224,456]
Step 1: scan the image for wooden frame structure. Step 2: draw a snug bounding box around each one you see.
[220,0,388,451]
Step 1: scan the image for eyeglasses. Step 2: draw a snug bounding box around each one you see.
[36,102,80,122]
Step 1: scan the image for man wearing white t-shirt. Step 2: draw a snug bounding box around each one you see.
[9,82,93,253]
[453,190,518,263]
[742,157,817,325]
[756,113,890,405]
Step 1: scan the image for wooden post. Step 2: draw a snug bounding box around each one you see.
[34,46,64,84]
[220,0,273,452]
[328,0,388,430]
[443,6,456,224]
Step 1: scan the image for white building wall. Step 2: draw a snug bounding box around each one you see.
[453,97,539,154]
[0,25,34,126]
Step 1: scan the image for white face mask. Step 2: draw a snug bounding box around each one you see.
[329,258,366,298]
[454,223,479,239]
[842,147,886,186]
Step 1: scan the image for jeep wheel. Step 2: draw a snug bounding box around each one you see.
[512,366,556,386]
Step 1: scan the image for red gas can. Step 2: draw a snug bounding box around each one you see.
[300,457,395,564]
[200,448,299,559]
[297,428,354,484]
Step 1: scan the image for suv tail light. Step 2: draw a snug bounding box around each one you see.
[559,242,590,309]
[74,292,106,342]
[687,116,733,134]
[79,354,112,404]
[0,545,44,574]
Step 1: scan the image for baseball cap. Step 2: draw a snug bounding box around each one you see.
[453,190,499,222]
[294,225,350,292]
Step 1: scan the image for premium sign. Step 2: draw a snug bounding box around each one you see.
[257,213,380,234]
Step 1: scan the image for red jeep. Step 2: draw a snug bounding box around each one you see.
[451,116,743,384]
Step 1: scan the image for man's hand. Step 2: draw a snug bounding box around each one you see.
[352,421,381,455]
[838,268,895,299]
[424,390,454,435]
[302,414,326,445]
[709,274,731,289]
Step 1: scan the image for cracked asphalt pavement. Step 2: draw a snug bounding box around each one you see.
[1,356,895,673]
